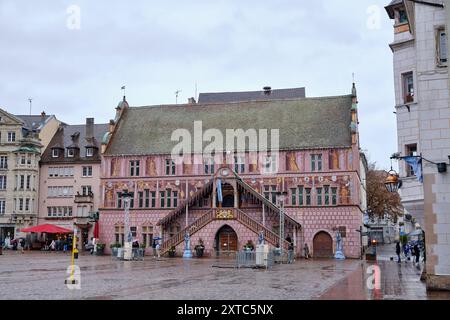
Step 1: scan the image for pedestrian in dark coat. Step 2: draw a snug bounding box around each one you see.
[396,242,401,263]
[414,244,420,265]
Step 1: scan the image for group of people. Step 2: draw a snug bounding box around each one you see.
[395,241,425,265]
[2,236,26,253]
[271,235,311,264]
[46,237,71,252]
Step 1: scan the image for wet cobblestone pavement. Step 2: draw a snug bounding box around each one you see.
[1,250,449,300]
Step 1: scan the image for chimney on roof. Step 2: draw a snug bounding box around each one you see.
[41,111,46,118]
[263,86,272,95]
[188,97,196,104]
[86,118,94,139]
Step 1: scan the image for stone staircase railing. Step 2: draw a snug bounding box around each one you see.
[160,209,214,255]
[235,208,290,251]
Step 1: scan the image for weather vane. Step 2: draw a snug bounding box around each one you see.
[175,90,181,104]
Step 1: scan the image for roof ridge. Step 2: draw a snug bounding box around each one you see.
[129,94,352,110]
[199,87,306,95]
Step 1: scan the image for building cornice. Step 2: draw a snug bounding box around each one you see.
[389,38,415,52]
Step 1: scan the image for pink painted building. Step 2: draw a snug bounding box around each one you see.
[99,85,365,258]
[38,118,108,248]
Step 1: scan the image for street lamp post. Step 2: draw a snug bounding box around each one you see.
[276,191,288,255]
[120,190,134,260]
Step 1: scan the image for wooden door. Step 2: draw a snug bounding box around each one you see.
[219,230,238,251]
[313,231,333,258]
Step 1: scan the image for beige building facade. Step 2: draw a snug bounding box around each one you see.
[0,109,60,242]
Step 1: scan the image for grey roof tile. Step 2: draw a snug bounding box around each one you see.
[105,95,353,156]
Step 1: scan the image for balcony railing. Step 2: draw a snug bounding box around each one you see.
[74,192,94,203]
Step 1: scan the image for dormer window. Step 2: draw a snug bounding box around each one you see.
[67,149,75,158]
[52,149,59,158]
[86,148,94,157]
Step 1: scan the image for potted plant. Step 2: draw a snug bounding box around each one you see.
[243,240,255,252]
[96,243,105,255]
[168,245,176,257]
[195,239,205,258]
[96,243,105,256]
[110,243,121,257]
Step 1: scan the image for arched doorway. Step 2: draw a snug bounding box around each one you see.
[215,225,238,253]
[313,231,333,258]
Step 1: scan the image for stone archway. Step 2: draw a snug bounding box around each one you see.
[313,231,333,258]
[215,225,238,253]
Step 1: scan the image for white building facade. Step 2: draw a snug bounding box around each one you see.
[386,0,450,290]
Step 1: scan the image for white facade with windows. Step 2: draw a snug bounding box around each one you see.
[386,0,450,289]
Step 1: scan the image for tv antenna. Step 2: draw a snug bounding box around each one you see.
[175,90,181,104]
[28,98,33,115]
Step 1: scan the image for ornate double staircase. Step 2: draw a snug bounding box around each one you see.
[160,208,290,256]
[158,171,300,256]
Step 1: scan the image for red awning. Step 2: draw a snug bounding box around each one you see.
[20,224,73,234]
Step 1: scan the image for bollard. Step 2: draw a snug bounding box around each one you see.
[74,248,79,259]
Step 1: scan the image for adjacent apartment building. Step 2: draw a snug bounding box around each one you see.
[38,118,108,248]
[0,109,60,242]
[98,85,366,258]
[386,0,450,290]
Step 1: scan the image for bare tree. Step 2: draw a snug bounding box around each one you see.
[366,162,403,222]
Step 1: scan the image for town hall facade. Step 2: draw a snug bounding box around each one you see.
[98,85,365,258]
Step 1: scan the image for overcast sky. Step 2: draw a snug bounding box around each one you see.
[1,0,397,169]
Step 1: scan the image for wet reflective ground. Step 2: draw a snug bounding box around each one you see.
[0,250,449,300]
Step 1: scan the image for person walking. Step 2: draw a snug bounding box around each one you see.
[18,239,25,254]
[414,244,420,265]
[155,241,161,258]
[287,242,294,264]
[152,239,157,258]
[304,243,310,260]
[396,242,401,263]
[63,238,68,253]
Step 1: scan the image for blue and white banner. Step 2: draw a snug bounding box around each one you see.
[217,178,223,203]
[404,156,423,183]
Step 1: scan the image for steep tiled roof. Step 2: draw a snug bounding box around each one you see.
[15,114,51,131]
[198,87,305,103]
[105,95,353,156]
[41,123,108,163]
